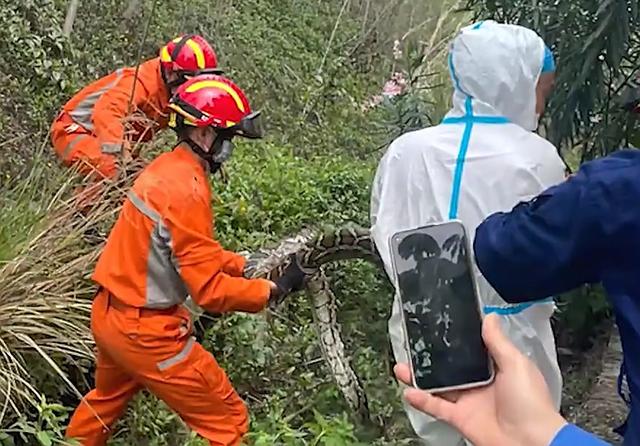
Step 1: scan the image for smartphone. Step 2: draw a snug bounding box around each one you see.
[389,220,494,393]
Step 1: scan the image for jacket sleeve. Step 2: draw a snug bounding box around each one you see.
[92,73,149,154]
[549,424,611,446]
[473,166,608,302]
[220,250,247,277]
[163,195,271,314]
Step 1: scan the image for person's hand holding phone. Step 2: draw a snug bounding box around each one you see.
[394,314,567,446]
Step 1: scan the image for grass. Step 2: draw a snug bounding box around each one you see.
[0,148,149,426]
[0,139,62,262]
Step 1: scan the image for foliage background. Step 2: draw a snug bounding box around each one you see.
[0,0,625,444]
[0,0,468,444]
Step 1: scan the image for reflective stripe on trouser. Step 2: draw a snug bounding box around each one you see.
[51,133,118,179]
[388,293,562,445]
[50,114,118,179]
[66,289,248,446]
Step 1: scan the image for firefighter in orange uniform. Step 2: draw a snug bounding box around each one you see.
[65,74,307,446]
[51,34,221,179]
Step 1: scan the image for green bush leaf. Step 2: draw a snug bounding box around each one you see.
[36,431,52,446]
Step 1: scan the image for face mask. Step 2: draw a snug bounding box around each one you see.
[208,137,234,175]
[184,132,235,175]
[210,135,234,164]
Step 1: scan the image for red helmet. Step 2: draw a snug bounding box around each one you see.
[159,34,220,76]
[168,74,263,139]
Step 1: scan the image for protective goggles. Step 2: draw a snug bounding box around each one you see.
[177,68,225,77]
[225,111,263,139]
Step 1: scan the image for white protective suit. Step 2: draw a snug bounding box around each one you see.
[370,21,566,445]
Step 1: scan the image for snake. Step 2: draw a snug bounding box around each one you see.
[240,225,386,426]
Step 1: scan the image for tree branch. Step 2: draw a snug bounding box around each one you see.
[63,0,81,37]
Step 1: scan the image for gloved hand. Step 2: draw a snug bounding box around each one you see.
[268,254,308,305]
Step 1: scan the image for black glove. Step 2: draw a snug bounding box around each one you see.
[269,254,308,304]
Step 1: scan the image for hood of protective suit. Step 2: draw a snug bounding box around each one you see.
[445,21,546,131]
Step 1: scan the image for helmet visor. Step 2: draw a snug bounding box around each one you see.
[194,68,225,76]
[233,111,263,139]
[211,138,234,164]
[175,68,225,82]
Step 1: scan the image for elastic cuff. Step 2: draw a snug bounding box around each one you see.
[550,424,610,446]
[258,279,273,307]
[233,254,247,277]
[240,279,273,313]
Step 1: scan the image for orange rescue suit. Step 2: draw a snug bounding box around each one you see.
[51,58,170,179]
[66,145,272,446]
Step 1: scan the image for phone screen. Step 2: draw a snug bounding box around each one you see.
[390,221,491,391]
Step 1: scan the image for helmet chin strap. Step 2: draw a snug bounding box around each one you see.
[160,67,177,96]
[182,133,234,175]
[161,66,190,95]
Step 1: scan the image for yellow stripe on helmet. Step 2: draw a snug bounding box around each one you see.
[160,46,172,63]
[185,39,206,69]
[185,80,246,113]
[168,103,201,124]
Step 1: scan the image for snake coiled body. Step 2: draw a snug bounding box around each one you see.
[241,225,384,425]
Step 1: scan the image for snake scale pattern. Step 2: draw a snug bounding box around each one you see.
[241,225,384,425]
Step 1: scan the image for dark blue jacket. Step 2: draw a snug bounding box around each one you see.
[474,150,640,446]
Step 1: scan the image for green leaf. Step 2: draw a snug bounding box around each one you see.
[0,431,15,446]
[36,431,52,446]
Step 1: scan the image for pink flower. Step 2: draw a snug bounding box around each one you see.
[382,81,403,97]
[382,72,408,98]
[391,71,408,87]
[361,71,409,111]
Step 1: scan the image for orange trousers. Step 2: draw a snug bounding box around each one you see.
[66,289,249,446]
[51,113,118,179]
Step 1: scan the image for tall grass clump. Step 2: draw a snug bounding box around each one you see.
[0,151,145,425]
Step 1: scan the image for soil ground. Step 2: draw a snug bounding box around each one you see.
[560,318,627,445]
[569,329,627,444]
